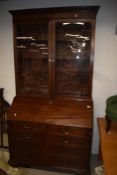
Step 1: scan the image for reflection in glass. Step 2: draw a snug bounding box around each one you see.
[16,22,49,97]
[55,21,92,97]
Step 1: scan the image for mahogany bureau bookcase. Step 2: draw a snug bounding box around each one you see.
[8,6,99,175]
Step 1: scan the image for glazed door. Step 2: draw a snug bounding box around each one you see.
[15,19,93,99]
[15,21,50,97]
[55,20,92,99]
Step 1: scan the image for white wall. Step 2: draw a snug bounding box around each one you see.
[0,0,117,154]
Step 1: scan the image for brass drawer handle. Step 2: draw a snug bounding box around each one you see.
[24,125,31,129]
[48,59,51,62]
[64,132,69,135]
[64,140,69,143]
[25,136,31,139]
[62,129,70,135]
[14,113,17,116]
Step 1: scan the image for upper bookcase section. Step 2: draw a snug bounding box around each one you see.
[9,6,99,99]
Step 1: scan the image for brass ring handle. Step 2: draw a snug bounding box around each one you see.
[64,132,69,135]
[64,140,69,143]
[25,136,31,139]
[24,125,31,129]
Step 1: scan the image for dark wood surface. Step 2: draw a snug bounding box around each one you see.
[8,96,93,128]
[0,88,10,148]
[9,6,99,20]
[0,88,4,109]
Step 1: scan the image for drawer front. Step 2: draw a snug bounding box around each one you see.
[47,124,92,137]
[8,120,92,138]
[9,137,91,171]
[31,143,91,170]
[9,140,32,165]
[8,121,47,144]
[49,124,91,139]
[8,121,92,150]
[8,120,47,134]
[8,120,92,173]
[46,124,92,146]
[8,121,91,146]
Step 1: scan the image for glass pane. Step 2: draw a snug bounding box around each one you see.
[55,21,92,97]
[16,22,49,97]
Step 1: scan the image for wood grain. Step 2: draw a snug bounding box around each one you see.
[98,117,117,175]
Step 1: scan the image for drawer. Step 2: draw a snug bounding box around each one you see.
[47,124,92,138]
[47,141,91,155]
[8,132,46,144]
[9,136,91,171]
[8,120,47,134]
[8,121,92,146]
[33,145,90,171]
[9,140,32,164]
[8,121,92,138]
[46,135,91,146]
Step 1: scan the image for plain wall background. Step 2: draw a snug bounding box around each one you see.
[0,0,117,154]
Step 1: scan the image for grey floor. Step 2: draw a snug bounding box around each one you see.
[91,154,102,175]
[0,134,102,175]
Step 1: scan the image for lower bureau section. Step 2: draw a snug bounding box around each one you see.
[8,97,93,174]
[8,121,92,175]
